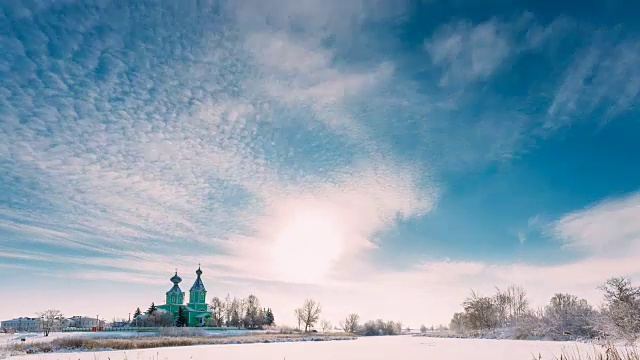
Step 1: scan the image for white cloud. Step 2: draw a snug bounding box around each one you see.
[426,20,511,86]
[547,39,640,127]
[425,15,571,87]
[552,191,640,256]
[518,232,526,245]
[245,32,394,139]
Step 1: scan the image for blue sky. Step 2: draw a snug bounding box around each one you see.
[1,0,640,326]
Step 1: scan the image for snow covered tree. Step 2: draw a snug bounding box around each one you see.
[142,309,173,327]
[420,324,427,333]
[210,297,225,327]
[147,302,157,315]
[37,309,64,336]
[543,293,597,339]
[339,313,360,333]
[295,299,321,332]
[449,312,467,333]
[598,277,640,343]
[506,285,529,325]
[359,319,402,336]
[134,307,142,319]
[223,294,232,326]
[227,297,243,328]
[243,294,262,329]
[320,319,332,333]
[493,287,510,327]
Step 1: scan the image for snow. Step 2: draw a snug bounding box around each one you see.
[5,335,606,360]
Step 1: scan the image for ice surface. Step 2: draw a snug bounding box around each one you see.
[5,334,606,360]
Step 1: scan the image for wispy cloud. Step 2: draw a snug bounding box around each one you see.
[426,20,512,86]
[244,32,395,141]
[547,39,640,127]
[424,14,569,87]
[552,191,640,256]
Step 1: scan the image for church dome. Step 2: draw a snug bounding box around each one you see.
[190,265,205,291]
[170,271,182,284]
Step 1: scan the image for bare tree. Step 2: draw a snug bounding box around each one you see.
[38,309,64,336]
[244,294,262,329]
[510,285,529,325]
[228,297,243,328]
[320,319,332,333]
[295,299,321,332]
[449,312,467,333]
[294,308,303,330]
[420,324,427,333]
[463,290,498,333]
[494,287,510,327]
[223,294,232,326]
[339,313,360,333]
[210,297,225,327]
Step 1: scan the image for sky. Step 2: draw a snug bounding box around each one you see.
[1,0,640,328]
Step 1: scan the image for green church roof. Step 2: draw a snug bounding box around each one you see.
[167,271,184,295]
[190,266,206,291]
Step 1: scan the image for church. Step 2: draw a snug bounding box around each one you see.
[157,266,212,327]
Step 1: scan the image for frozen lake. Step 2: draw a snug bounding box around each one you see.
[8,335,602,360]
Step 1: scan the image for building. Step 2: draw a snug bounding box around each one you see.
[1,317,42,332]
[0,317,69,332]
[157,266,212,327]
[67,316,105,328]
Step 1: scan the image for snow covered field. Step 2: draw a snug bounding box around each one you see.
[6,335,602,360]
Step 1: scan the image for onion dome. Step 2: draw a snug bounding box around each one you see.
[170,271,182,285]
[167,271,183,295]
[190,265,206,291]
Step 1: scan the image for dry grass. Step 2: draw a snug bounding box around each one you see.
[2,333,356,355]
[535,344,640,360]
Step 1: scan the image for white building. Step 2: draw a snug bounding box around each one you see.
[67,316,104,328]
[1,317,42,332]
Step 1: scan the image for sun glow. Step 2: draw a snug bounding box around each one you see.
[270,208,344,283]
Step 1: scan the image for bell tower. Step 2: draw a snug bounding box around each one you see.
[188,265,207,311]
[165,271,185,306]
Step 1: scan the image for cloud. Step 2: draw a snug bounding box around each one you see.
[518,232,526,245]
[244,32,395,140]
[426,19,512,86]
[425,14,572,88]
[552,191,640,256]
[0,0,436,307]
[547,39,640,127]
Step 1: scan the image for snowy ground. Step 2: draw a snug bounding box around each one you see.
[6,335,605,360]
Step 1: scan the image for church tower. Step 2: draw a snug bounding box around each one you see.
[188,265,208,311]
[163,271,185,313]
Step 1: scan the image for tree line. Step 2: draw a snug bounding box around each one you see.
[208,294,275,329]
[445,277,640,343]
[292,299,403,336]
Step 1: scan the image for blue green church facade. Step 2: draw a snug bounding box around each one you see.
[157,266,212,327]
